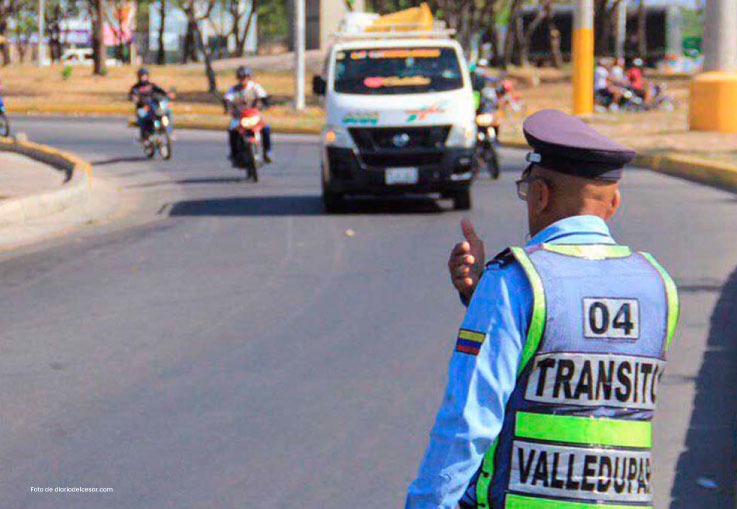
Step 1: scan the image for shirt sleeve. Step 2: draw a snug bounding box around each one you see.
[405,263,532,509]
[254,82,268,99]
[223,86,236,103]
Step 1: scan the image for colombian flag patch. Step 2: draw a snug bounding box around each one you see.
[455,329,486,356]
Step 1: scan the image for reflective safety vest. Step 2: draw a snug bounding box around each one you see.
[475,244,679,509]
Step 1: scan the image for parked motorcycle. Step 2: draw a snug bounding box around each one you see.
[139,93,173,160]
[232,107,266,182]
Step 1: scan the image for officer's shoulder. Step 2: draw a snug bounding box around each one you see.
[484,248,518,272]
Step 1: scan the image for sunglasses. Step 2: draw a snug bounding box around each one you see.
[515,171,551,201]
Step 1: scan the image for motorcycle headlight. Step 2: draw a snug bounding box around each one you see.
[240,116,260,128]
[476,113,494,127]
[162,116,170,127]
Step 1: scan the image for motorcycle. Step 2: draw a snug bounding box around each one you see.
[0,96,9,137]
[232,107,266,182]
[474,105,501,180]
[138,93,173,160]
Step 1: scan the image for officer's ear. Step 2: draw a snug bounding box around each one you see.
[606,187,621,219]
[531,178,552,214]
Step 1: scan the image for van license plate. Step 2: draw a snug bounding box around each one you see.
[385,167,418,185]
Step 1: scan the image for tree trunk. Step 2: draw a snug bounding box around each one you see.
[520,4,548,67]
[0,19,11,65]
[156,0,166,64]
[637,0,647,58]
[192,21,218,94]
[502,0,524,69]
[236,0,258,57]
[182,18,198,63]
[546,2,563,68]
[92,0,106,75]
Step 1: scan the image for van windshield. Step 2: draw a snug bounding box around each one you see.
[333,47,464,95]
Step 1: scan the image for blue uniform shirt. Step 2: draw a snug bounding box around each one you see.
[405,215,617,509]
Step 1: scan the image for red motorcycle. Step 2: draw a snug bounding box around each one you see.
[233,107,265,182]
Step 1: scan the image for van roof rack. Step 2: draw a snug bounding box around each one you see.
[332,21,456,41]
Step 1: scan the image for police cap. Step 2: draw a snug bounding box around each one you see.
[523,109,636,181]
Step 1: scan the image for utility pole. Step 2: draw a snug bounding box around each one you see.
[294,0,306,111]
[690,0,737,132]
[572,0,593,115]
[37,0,45,67]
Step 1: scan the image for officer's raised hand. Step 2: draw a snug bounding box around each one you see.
[448,218,485,300]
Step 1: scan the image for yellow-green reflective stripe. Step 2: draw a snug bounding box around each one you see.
[475,438,498,508]
[639,252,680,351]
[515,412,652,449]
[477,248,547,508]
[459,329,485,343]
[510,247,546,376]
[506,494,652,509]
[541,244,632,259]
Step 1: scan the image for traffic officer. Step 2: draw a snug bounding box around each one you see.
[405,109,679,509]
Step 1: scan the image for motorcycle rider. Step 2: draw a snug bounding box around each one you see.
[224,66,273,164]
[128,68,174,140]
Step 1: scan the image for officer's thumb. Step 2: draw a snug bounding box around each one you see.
[461,218,481,246]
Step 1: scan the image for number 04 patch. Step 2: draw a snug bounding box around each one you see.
[583,298,640,340]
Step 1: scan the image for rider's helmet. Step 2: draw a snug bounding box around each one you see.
[236,66,253,80]
[137,67,150,81]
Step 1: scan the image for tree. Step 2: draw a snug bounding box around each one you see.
[0,0,19,65]
[90,0,107,75]
[156,0,167,63]
[226,0,258,57]
[176,0,217,92]
[636,0,646,57]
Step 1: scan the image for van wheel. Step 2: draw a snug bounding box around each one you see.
[323,189,344,213]
[452,189,472,211]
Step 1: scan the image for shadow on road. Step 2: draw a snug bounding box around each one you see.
[92,156,150,166]
[167,195,445,217]
[128,177,246,189]
[670,264,737,508]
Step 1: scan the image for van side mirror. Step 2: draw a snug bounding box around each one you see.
[313,75,327,96]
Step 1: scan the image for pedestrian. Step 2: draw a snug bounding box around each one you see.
[405,109,679,509]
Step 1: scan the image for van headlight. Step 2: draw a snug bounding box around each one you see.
[448,124,477,148]
[476,113,494,127]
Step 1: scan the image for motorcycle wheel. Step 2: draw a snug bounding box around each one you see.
[158,131,172,160]
[485,146,501,180]
[143,137,156,159]
[242,143,257,182]
[0,113,9,137]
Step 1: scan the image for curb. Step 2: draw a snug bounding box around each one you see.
[498,136,737,195]
[0,136,92,227]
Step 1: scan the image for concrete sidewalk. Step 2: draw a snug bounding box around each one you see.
[0,141,119,251]
[0,152,68,200]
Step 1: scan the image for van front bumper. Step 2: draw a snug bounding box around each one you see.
[322,146,475,195]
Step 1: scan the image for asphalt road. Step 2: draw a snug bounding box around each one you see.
[1,117,736,509]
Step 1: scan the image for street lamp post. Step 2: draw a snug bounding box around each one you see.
[690,0,737,132]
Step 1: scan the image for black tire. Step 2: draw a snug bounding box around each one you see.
[321,175,343,213]
[159,131,172,160]
[143,137,156,159]
[452,189,472,211]
[0,113,9,137]
[486,146,501,180]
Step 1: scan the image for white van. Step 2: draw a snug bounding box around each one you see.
[313,25,477,211]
